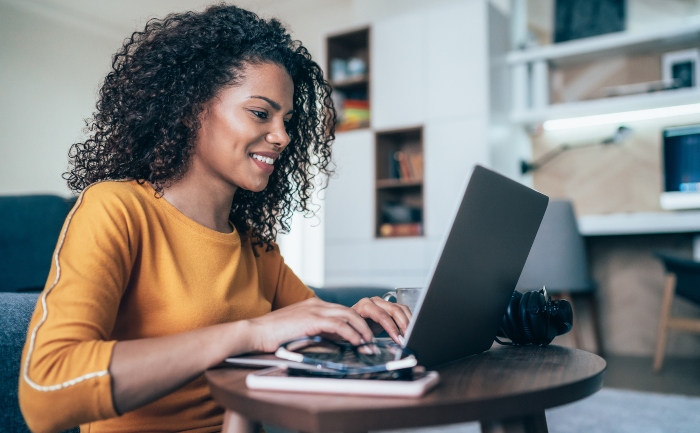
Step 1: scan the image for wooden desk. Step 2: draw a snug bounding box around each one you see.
[207,345,605,433]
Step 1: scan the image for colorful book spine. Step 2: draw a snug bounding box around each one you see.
[379,222,423,237]
[393,151,413,180]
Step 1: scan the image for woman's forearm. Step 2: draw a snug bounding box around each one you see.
[109,319,253,414]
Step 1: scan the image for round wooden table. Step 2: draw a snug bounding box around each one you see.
[206,345,606,433]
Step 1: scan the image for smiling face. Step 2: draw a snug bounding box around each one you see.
[188,62,294,195]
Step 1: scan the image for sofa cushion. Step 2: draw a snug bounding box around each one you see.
[0,292,38,432]
[0,195,74,292]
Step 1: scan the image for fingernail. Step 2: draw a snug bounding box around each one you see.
[398,335,406,345]
[360,345,374,355]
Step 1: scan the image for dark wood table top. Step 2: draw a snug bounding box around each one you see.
[206,345,606,433]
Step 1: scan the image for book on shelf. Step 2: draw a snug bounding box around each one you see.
[343,99,369,110]
[409,153,423,179]
[396,151,413,180]
[390,151,423,181]
[337,99,370,131]
[379,222,423,237]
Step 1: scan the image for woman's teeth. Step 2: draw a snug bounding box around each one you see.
[251,154,274,165]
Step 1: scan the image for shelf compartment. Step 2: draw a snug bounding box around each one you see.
[508,19,700,122]
[375,127,424,238]
[327,28,370,133]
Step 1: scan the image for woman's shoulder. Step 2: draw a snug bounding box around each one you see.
[77,180,151,214]
[81,179,147,200]
[82,179,141,195]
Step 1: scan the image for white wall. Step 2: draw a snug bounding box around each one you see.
[0,2,117,195]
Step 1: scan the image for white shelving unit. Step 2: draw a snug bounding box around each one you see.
[323,0,503,288]
[508,19,700,125]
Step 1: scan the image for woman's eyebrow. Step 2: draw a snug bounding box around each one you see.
[249,95,294,115]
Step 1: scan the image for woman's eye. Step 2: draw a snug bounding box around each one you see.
[251,110,268,119]
[284,120,292,131]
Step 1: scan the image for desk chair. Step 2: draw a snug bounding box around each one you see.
[653,253,700,373]
[516,200,603,354]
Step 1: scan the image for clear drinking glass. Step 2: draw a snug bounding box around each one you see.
[382,287,423,313]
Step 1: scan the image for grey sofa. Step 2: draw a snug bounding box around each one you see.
[0,194,76,432]
[0,292,40,432]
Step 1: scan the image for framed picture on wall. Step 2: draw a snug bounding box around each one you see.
[662,49,700,90]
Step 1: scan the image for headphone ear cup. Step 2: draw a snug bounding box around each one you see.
[552,299,574,335]
[519,291,534,343]
[527,291,549,345]
[542,320,557,345]
[500,291,523,344]
[541,299,558,346]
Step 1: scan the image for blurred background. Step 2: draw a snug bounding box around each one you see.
[2,0,700,404]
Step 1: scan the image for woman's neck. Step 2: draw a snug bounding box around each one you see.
[157,175,236,234]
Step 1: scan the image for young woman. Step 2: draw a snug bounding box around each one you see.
[19,5,410,432]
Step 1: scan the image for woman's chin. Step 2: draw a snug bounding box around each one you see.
[240,180,269,193]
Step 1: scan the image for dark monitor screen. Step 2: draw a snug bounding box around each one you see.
[663,125,700,193]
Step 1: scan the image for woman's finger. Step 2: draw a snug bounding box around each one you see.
[315,317,366,346]
[394,301,413,318]
[315,305,376,343]
[352,298,404,343]
[367,297,412,336]
[371,297,413,334]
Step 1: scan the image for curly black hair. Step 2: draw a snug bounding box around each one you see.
[64,4,336,252]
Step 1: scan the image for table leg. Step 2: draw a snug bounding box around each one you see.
[222,409,259,433]
[480,411,548,433]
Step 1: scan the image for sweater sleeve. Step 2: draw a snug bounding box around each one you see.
[18,184,134,433]
[255,242,315,310]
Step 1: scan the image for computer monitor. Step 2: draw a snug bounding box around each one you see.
[660,124,700,210]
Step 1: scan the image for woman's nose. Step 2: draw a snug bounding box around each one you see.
[266,121,291,148]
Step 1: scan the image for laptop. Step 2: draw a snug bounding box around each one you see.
[227,165,548,369]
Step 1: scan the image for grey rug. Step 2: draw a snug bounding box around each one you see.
[373,388,700,433]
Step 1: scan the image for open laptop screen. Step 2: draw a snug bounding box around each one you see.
[405,165,548,368]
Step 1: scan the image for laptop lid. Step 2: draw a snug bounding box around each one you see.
[404,165,548,368]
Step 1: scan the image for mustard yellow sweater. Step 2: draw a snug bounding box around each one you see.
[19,180,314,433]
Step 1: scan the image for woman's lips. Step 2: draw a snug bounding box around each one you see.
[250,153,275,174]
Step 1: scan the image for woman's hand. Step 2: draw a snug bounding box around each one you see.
[351,297,412,344]
[247,297,376,353]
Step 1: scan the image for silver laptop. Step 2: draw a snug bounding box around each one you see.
[227,165,548,369]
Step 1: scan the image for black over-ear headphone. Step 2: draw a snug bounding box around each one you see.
[496,287,573,346]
